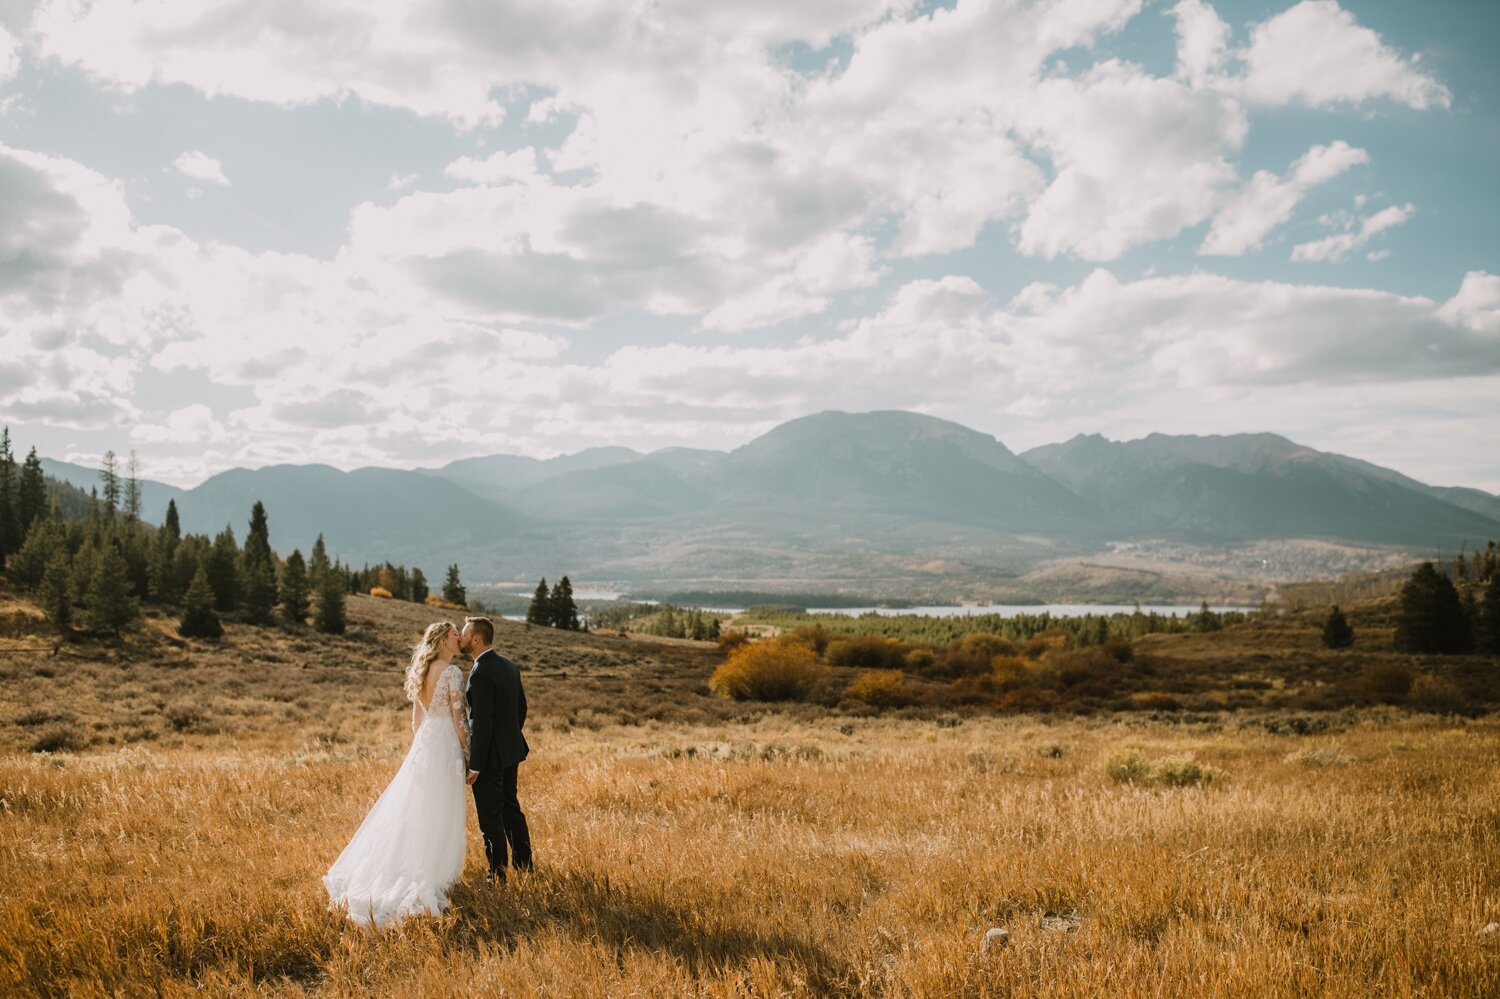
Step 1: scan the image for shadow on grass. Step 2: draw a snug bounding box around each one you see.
[446,868,853,992]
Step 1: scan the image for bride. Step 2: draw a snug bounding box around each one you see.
[324,621,471,927]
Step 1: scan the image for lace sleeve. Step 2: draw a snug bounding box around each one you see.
[445,665,470,763]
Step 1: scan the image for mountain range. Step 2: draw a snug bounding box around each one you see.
[40,411,1500,598]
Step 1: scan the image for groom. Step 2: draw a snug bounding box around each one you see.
[460,615,533,881]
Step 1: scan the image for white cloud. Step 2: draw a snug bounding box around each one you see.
[130,403,226,444]
[6,3,1485,487]
[5,137,1492,484]
[24,0,1451,286]
[1171,0,1230,88]
[0,25,20,84]
[1438,271,1500,335]
[1017,60,1245,261]
[173,151,229,186]
[444,148,541,186]
[1238,0,1450,109]
[1292,202,1413,262]
[1200,141,1367,256]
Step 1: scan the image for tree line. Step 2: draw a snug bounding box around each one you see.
[0,434,468,640]
[1389,547,1500,654]
[589,600,722,640]
[736,602,1247,648]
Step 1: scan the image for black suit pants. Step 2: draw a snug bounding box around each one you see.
[472,763,532,874]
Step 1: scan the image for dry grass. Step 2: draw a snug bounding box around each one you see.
[2,716,1498,996]
[1,589,1499,995]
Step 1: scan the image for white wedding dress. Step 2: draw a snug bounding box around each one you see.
[324,662,470,928]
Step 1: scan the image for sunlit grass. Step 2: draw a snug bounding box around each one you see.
[3,714,1498,997]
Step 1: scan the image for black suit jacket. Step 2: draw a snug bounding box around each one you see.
[466,649,529,773]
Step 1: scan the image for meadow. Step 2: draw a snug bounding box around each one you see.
[1,591,1498,996]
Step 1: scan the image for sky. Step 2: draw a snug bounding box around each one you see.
[1,0,1497,491]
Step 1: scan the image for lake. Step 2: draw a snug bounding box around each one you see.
[504,592,1254,622]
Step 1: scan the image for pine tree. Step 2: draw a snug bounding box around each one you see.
[442,564,466,606]
[124,451,142,522]
[310,534,330,585]
[1321,605,1355,649]
[527,578,550,625]
[410,567,429,604]
[149,502,182,604]
[150,529,183,604]
[179,565,223,639]
[240,501,278,624]
[116,522,151,599]
[280,549,310,625]
[163,499,181,543]
[207,526,242,612]
[170,539,206,607]
[549,575,579,630]
[86,544,138,635]
[40,550,71,632]
[9,516,64,588]
[1394,562,1474,653]
[0,427,19,564]
[70,538,99,608]
[19,448,45,538]
[1478,572,1500,656]
[315,568,347,634]
[100,451,120,524]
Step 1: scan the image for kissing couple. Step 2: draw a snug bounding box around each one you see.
[323,616,533,928]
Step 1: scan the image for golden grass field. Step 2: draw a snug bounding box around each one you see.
[2,591,1498,996]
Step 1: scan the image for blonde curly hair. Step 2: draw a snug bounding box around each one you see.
[403,621,456,703]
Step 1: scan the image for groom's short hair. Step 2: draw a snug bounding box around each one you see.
[464,616,494,646]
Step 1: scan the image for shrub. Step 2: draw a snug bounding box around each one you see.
[846,669,918,708]
[1133,692,1182,711]
[904,648,936,671]
[989,655,1032,692]
[937,633,1018,678]
[1359,661,1415,703]
[826,635,907,669]
[1151,756,1223,788]
[1283,741,1353,767]
[709,642,829,702]
[1021,629,1070,659]
[370,586,393,599]
[716,631,751,654]
[1106,750,1223,787]
[30,724,90,754]
[423,595,464,611]
[1409,674,1466,714]
[997,687,1061,713]
[1104,750,1152,783]
[785,625,832,656]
